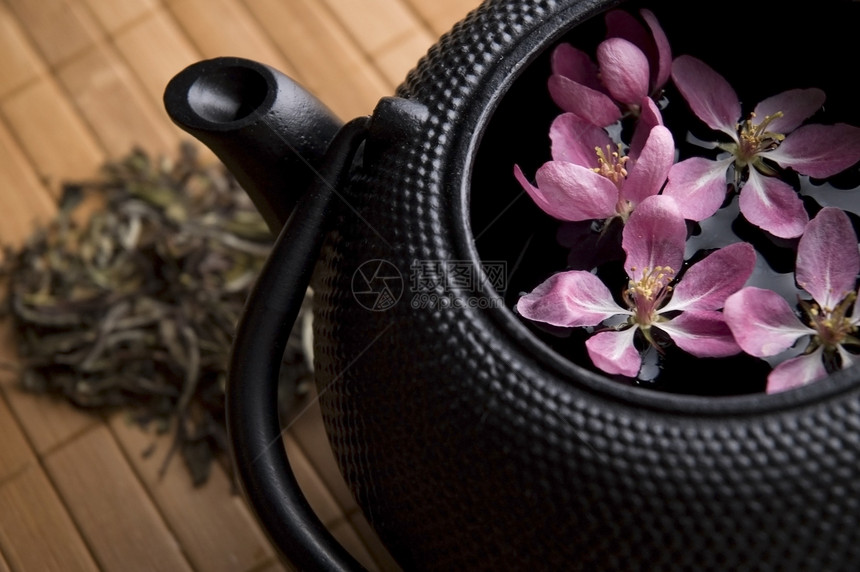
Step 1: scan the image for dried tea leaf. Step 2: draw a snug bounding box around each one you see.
[0,143,314,486]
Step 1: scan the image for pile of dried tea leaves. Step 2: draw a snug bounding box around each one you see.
[0,143,313,486]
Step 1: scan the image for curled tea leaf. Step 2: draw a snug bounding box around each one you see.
[1,143,314,487]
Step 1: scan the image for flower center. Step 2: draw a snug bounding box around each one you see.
[802,293,858,350]
[592,144,629,186]
[734,111,785,167]
[623,265,675,329]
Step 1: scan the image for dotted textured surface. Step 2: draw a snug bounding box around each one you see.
[311,0,860,569]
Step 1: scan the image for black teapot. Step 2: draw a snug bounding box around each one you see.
[164,0,860,569]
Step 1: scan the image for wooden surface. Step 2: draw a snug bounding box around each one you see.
[0,0,481,570]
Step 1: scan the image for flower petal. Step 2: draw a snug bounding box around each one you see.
[795,207,860,310]
[517,270,626,327]
[551,43,601,90]
[656,310,741,358]
[622,195,686,281]
[514,163,616,221]
[514,164,556,216]
[639,95,664,127]
[723,287,812,357]
[661,242,755,313]
[766,347,827,393]
[621,124,674,206]
[640,9,672,90]
[738,170,808,238]
[753,88,825,134]
[605,9,651,52]
[628,97,664,164]
[838,346,857,371]
[662,157,733,221]
[853,288,860,327]
[549,113,612,166]
[597,38,650,106]
[585,328,641,377]
[548,75,622,127]
[671,55,740,137]
[529,161,619,220]
[767,123,860,178]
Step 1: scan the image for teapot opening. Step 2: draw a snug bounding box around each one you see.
[188,65,270,123]
[468,0,860,399]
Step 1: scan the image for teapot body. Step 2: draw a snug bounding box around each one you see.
[311,0,860,569]
[165,0,860,569]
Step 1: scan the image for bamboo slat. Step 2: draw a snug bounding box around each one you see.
[242,0,391,119]
[108,414,279,572]
[80,0,157,34]
[57,43,181,158]
[4,0,101,67]
[2,77,106,192]
[43,425,194,571]
[165,0,296,77]
[0,2,46,99]
[0,464,99,572]
[112,8,202,108]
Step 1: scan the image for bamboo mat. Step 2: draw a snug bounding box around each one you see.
[0,0,480,570]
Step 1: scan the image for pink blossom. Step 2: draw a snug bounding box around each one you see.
[664,55,860,238]
[548,9,671,126]
[724,208,860,393]
[513,105,673,225]
[517,195,756,377]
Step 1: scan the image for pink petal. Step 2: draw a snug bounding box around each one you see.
[671,55,740,137]
[597,38,650,106]
[639,95,664,127]
[604,9,669,92]
[656,310,741,358]
[532,161,620,220]
[753,88,825,134]
[515,164,556,216]
[549,113,612,166]
[640,9,672,90]
[766,347,827,393]
[796,207,860,310]
[628,97,664,163]
[767,123,860,178]
[517,270,626,327]
[738,170,808,238]
[548,75,623,127]
[839,346,857,370]
[621,125,674,205]
[723,287,813,357]
[852,288,860,327]
[585,328,641,377]
[662,157,733,221]
[551,43,601,90]
[661,242,755,313]
[622,195,686,282]
[605,9,651,51]
[514,164,611,222]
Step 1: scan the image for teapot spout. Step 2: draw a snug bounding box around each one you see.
[164,57,343,233]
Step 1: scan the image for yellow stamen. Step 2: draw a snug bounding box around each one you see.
[622,265,676,330]
[735,111,785,166]
[591,144,629,185]
[800,292,858,349]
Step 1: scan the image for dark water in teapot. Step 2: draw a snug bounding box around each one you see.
[470,0,860,396]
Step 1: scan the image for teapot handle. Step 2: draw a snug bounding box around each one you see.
[227,117,370,571]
